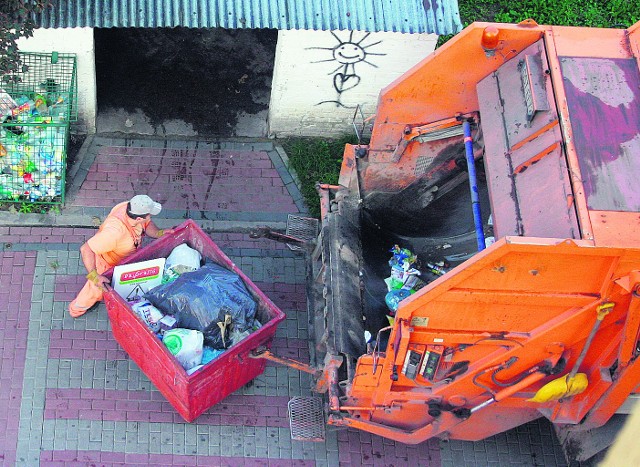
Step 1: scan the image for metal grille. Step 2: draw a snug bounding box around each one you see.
[2,52,78,122]
[415,155,436,177]
[286,214,319,251]
[288,396,325,441]
[0,52,77,205]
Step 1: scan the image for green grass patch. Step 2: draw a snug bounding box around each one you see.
[280,135,359,218]
[438,0,640,47]
[491,0,639,27]
[457,0,639,27]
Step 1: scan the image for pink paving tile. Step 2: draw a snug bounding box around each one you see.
[0,252,34,467]
[337,429,442,467]
[8,226,31,235]
[44,388,293,428]
[72,142,301,214]
[85,171,108,181]
[40,452,316,466]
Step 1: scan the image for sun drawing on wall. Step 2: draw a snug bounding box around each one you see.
[308,31,386,108]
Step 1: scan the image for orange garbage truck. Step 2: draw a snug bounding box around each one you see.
[255,19,640,462]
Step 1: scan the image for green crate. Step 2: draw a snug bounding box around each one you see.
[0,52,77,206]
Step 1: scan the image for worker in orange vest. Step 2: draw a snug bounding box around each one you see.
[69,195,174,318]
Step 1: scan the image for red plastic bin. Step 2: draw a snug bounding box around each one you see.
[102,219,286,422]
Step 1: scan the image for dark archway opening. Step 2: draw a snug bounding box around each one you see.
[94,27,277,137]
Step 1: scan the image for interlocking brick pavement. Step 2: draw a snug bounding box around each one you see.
[0,251,36,466]
[6,239,346,466]
[66,137,306,221]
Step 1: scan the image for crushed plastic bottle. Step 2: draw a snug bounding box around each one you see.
[385,288,412,314]
[426,262,449,276]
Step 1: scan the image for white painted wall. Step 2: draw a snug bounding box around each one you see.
[14,28,436,138]
[17,28,96,134]
[268,29,438,138]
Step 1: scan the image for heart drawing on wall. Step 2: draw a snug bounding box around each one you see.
[333,73,361,93]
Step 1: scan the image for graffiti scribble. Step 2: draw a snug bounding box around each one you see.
[307,31,386,108]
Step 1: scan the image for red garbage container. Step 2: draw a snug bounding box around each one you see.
[102,219,286,422]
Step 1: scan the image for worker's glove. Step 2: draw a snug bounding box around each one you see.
[87,269,109,290]
[86,269,100,285]
[156,228,176,238]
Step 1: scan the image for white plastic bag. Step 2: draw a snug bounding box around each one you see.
[0,89,17,121]
[163,328,204,371]
[165,244,202,276]
[131,301,164,332]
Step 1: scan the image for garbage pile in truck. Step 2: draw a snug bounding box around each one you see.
[113,243,263,375]
[379,218,497,328]
[382,244,451,322]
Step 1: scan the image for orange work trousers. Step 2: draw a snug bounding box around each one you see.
[68,256,112,318]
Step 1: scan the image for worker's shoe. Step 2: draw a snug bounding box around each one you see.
[68,300,100,318]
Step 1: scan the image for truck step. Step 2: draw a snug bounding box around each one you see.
[286,215,319,251]
[288,396,326,441]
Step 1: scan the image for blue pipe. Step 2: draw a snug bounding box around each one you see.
[463,120,486,251]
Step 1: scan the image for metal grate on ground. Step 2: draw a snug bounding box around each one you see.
[286,214,319,251]
[288,396,326,442]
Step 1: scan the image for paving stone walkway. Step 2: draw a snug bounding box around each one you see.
[0,135,569,466]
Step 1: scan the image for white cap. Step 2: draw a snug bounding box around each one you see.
[129,195,162,216]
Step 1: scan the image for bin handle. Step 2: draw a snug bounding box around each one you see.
[170,223,190,235]
[372,326,392,375]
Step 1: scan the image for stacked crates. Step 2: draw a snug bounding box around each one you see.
[0,52,77,206]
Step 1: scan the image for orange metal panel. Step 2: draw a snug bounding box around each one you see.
[542,30,594,242]
[446,405,542,441]
[630,20,640,65]
[477,39,579,240]
[368,22,545,159]
[359,130,470,192]
[585,357,640,428]
[591,211,640,248]
[334,238,640,443]
[550,26,631,59]
[327,20,640,448]
[560,57,640,213]
[338,144,358,189]
[376,22,546,122]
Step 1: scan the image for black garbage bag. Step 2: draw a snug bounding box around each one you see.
[144,261,257,349]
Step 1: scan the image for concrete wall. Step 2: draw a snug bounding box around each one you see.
[15,28,437,138]
[17,28,96,134]
[268,29,438,138]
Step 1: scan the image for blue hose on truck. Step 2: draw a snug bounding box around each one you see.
[463,119,486,252]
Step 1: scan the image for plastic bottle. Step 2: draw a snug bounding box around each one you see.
[426,262,448,276]
[385,288,412,314]
[33,94,49,116]
[50,96,68,121]
[12,100,35,121]
[0,184,12,199]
